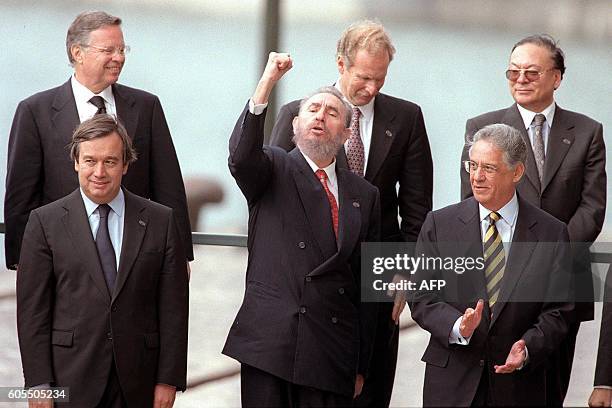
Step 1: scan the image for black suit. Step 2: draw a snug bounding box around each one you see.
[5,79,193,268]
[460,103,606,403]
[17,188,189,407]
[270,92,433,406]
[409,196,574,406]
[223,104,381,400]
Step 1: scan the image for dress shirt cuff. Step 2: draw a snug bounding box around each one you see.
[248,99,267,115]
[516,344,529,370]
[594,385,612,390]
[449,316,471,345]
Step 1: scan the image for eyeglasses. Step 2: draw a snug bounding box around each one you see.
[83,44,131,57]
[463,160,499,175]
[505,68,554,82]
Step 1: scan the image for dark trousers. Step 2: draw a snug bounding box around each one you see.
[240,364,353,408]
[354,302,398,408]
[96,363,127,408]
[545,322,580,406]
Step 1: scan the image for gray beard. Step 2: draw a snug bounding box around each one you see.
[293,133,344,165]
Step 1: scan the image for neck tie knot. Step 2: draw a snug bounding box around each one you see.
[98,203,111,218]
[315,169,328,181]
[532,113,546,127]
[89,96,107,115]
[487,211,501,224]
[352,107,361,120]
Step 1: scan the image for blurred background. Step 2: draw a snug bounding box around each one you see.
[0,0,610,406]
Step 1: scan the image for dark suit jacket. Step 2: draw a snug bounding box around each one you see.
[16,188,189,408]
[270,92,433,242]
[222,104,381,397]
[5,79,193,268]
[460,104,606,320]
[595,268,612,387]
[409,196,574,407]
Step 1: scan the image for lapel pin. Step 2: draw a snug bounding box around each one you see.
[385,130,393,138]
[138,220,146,227]
[562,138,571,145]
[353,201,360,208]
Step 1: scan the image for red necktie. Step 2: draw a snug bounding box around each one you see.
[315,169,339,238]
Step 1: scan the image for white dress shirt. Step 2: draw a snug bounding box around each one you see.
[517,101,556,154]
[71,75,117,122]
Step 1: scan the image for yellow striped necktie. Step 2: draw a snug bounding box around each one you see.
[484,211,505,308]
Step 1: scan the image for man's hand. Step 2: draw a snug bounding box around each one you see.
[494,339,527,374]
[153,384,177,408]
[589,388,612,407]
[28,398,53,408]
[459,299,484,338]
[252,52,293,105]
[389,273,407,325]
[353,374,365,399]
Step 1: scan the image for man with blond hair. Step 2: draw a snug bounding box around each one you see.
[270,20,433,407]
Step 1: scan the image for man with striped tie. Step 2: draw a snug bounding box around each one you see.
[409,123,575,406]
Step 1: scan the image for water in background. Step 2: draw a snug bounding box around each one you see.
[1,3,610,234]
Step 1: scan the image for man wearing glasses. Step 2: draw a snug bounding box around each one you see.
[5,11,193,273]
[460,34,606,406]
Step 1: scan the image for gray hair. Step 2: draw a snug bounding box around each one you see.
[468,124,527,168]
[69,114,137,165]
[298,86,352,127]
[336,19,396,69]
[66,11,122,65]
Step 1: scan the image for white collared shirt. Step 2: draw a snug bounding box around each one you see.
[517,102,556,154]
[71,75,117,122]
[80,189,125,268]
[335,79,375,170]
[302,153,339,205]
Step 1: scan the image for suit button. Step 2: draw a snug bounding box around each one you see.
[353,201,360,208]
[299,306,307,314]
[331,317,338,324]
[338,287,345,295]
[106,332,112,340]
[305,276,312,282]
[479,359,485,367]
[298,241,306,249]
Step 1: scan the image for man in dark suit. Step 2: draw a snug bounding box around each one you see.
[5,10,193,272]
[222,52,380,407]
[269,20,433,407]
[17,115,189,408]
[411,123,574,406]
[589,269,612,407]
[460,34,606,404]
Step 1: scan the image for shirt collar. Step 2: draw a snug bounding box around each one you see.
[301,151,338,188]
[334,79,375,122]
[71,74,114,107]
[516,101,556,130]
[80,188,125,218]
[479,192,519,228]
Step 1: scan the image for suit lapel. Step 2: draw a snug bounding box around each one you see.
[112,190,148,303]
[112,84,138,140]
[51,79,80,148]
[365,95,395,182]
[336,169,362,256]
[457,199,489,311]
[490,197,537,327]
[289,149,337,261]
[61,189,111,303]
[542,106,574,192]
[503,105,541,192]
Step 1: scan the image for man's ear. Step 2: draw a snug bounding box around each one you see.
[74,159,79,172]
[336,55,346,75]
[513,162,525,183]
[71,44,83,65]
[292,116,299,137]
